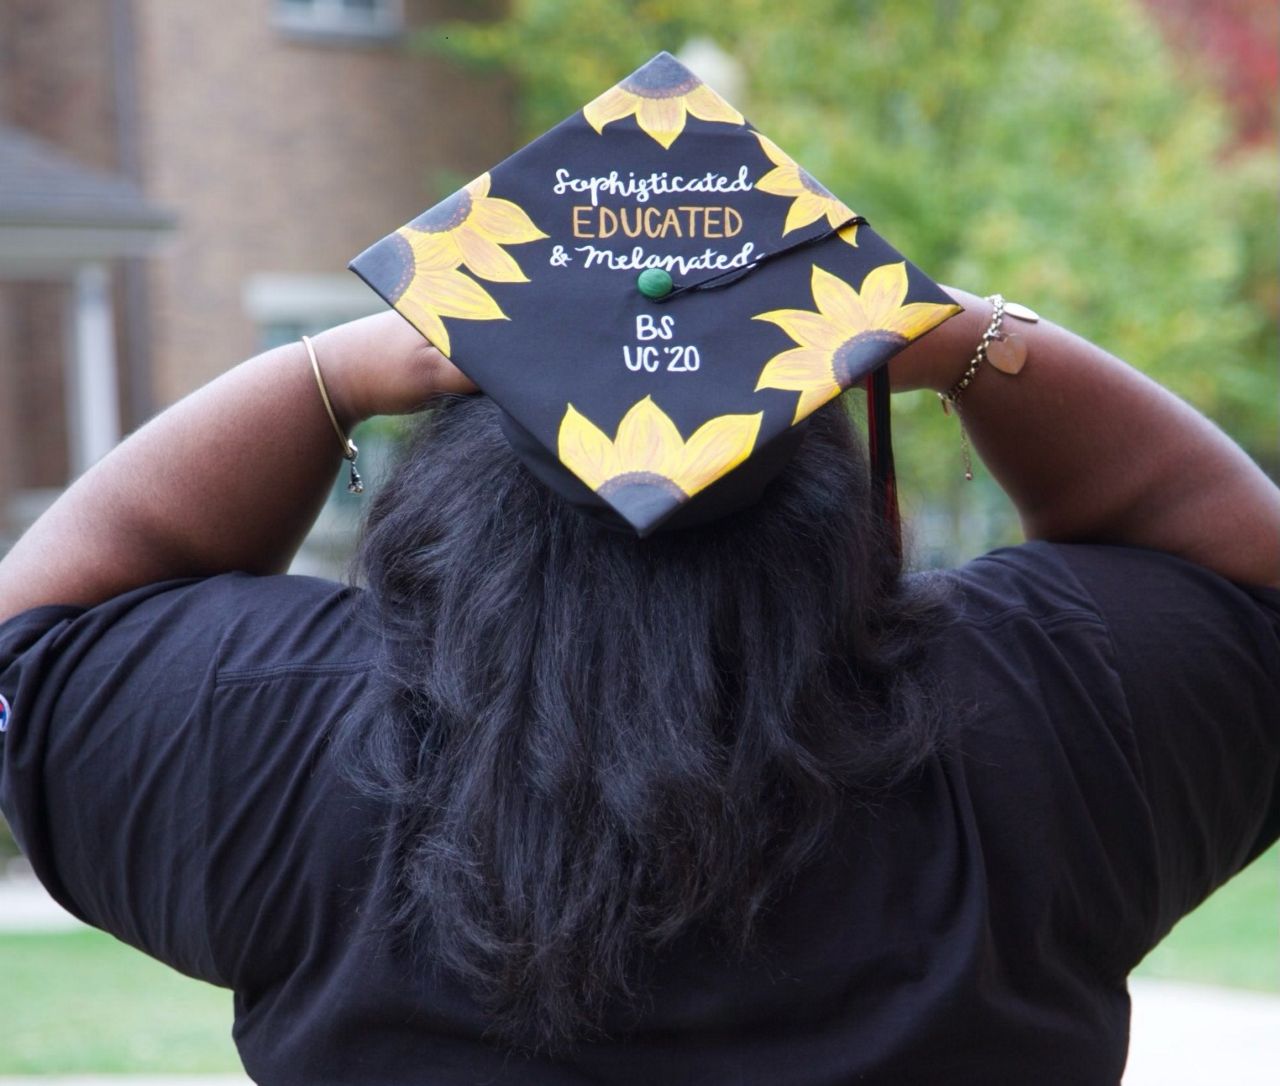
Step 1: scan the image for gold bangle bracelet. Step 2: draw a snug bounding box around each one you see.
[302,334,364,495]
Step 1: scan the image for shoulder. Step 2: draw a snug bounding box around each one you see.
[923,542,1118,698]
[930,539,1280,769]
[927,541,1280,972]
[937,539,1280,641]
[0,573,381,987]
[192,572,374,677]
[935,541,1110,639]
[1,573,372,680]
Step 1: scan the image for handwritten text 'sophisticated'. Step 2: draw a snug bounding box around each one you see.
[553,166,754,207]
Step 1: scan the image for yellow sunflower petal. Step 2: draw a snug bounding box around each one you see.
[468,196,548,245]
[883,301,963,342]
[838,222,860,247]
[811,265,870,333]
[753,347,837,392]
[673,412,762,495]
[558,404,621,491]
[455,227,528,283]
[465,172,491,200]
[753,308,845,351]
[395,288,452,357]
[753,131,792,169]
[614,396,685,475]
[782,191,830,235]
[634,95,687,150]
[791,384,843,425]
[824,199,857,229]
[421,266,506,321]
[583,85,638,134]
[399,228,460,272]
[683,82,744,126]
[858,262,910,326]
[754,164,806,198]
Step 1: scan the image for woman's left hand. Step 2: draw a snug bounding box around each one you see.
[315,310,479,427]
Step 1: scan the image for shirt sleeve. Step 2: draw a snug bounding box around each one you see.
[1050,544,1280,953]
[0,573,361,987]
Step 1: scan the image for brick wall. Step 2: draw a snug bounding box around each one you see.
[0,286,15,534]
[0,1,511,531]
[0,2,120,523]
[0,1,120,172]
[4,282,73,490]
[132,0,513,403]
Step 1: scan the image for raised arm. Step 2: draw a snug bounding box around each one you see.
[0,312,474,624]
[2,287,1275,626]
[891,288,1280,587]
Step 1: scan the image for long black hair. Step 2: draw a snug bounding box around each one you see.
[339,392,948,1051]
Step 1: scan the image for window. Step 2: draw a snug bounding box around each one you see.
[272,0,403,42]
[243,272,386,350]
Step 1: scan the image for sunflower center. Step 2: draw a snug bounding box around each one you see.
[364,232,416,303]
[598,471,688,501]
[409,189,473,234]
[798,168,834,198]
[620,54,701,99]
[832,330,908,385]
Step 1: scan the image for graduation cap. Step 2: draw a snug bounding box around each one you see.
[349,51,960,538]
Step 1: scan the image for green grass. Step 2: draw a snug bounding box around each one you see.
[1133,842,1279,992]
[0,846,1273,1073]
[0,928,240,1074]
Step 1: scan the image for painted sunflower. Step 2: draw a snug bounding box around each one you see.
[754,262,962,424]
[754,132,860,245]
[355,230,506,358]
[583,53,744,150]
[558,396,762,508]
[402,173,546,284]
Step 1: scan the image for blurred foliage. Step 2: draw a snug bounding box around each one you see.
[425,0,1277,562]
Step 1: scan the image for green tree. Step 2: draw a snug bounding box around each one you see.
[429,0,1277,563]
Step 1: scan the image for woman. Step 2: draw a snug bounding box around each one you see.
[1,287,1277,1084]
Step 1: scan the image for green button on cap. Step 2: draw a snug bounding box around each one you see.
[636,268,673,299]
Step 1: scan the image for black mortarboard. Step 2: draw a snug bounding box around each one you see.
[349,52,960,538]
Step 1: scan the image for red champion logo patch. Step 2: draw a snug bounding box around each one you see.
[0,692,10,733]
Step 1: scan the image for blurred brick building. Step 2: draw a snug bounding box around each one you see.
[0,0,509,542]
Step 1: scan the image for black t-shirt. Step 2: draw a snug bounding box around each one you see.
[1,541,1278,1084]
